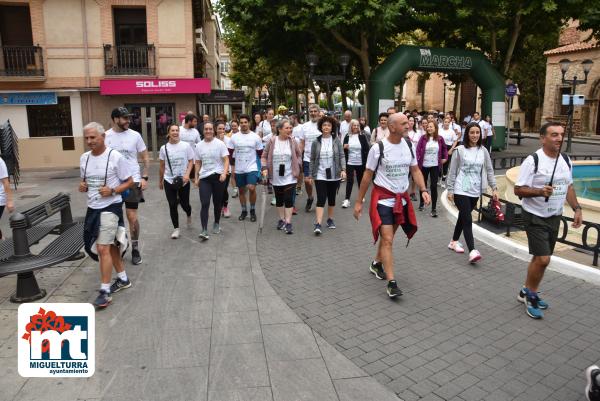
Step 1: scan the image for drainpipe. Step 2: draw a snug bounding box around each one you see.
[81,0,92,123]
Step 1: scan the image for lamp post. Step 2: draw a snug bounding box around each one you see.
[306,52,350,111]
[559,58,593,153]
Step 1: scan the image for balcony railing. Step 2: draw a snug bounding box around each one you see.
[104,44,155,76]
[0,46,44,77]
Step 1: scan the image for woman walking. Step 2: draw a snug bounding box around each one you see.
[309,116,346,235]
[194,122,230,240]
[159,124,195,239]
[369,112,390,144]
[342,119,369,208]
[416,121,447,217]
[446,122,498,263]
[439,116,460,187]
[261,119,302,234]
[216,121,232,218]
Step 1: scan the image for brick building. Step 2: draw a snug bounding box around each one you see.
[542,20,600,136]
[0,0,223,168]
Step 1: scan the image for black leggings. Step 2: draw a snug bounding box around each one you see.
[222,174,231,207]
[199,173,226,230]
[420,166,439,210]
[315,179,339,207]
[452,194,479,251]
[0,205,4,238]
[345,164,365,200]
[442,144,453,177]
[164,180,192,229]
[273,183,295,208]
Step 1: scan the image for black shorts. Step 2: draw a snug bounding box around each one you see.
[522,209,561,256]
[124,184,144,210]
[377,204,396,226]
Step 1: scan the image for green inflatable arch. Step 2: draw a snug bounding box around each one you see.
[368,45,506,149]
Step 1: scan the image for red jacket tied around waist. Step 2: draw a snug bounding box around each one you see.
[369,184,418,244]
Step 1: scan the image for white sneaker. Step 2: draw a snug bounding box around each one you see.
[342,199,350,208]
[171,228,180,239]
[448,241,465,253]
[469,249,482,264]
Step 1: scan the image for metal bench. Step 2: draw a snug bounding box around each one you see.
[0,193,85,303]
[508,122,524,145]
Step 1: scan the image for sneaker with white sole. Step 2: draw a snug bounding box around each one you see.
[222,206,231,218]
[212,223,221,234]
[171,228,180,239]
[521,288,544,319]
[448,241,465,253]
[517,287,548,310]
[586,365,600,401]
[232,187,239,198]
[198,230,209,240]
[387,280,403,298]
[369,261,386,280]
[468,249,481,263]
[93,290,112,308]
[342,199,350,208]
[110,277,132,293]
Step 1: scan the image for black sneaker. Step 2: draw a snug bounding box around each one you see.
[431,209,438,218]
[93,290,112,308]
[250,210,257,222]
[313,223,322,235]
[238,211,248,221]
[131,249,142,265]
[305,197,314,212]
[369,261,386,280]
[285,223,293,234]
[110,278,132,293]
[387,280,402,298]
[326,218,336,229]
[277,219,286,230]
[586,365,600,401]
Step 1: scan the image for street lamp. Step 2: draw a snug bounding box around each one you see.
[306,52,351,111]
[559,58,593,153]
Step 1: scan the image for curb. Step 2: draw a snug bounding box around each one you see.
[440,190,600,286]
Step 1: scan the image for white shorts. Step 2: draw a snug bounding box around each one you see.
[97,212,119,245]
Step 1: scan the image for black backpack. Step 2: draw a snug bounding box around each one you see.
[373,137,414,180]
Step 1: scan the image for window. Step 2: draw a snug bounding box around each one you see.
[27,97,72,137]
[559,86,571,116]
[221,60,229,73]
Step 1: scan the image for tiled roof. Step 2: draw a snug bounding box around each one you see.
[544,41,599,56]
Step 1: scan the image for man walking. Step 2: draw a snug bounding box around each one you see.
[354,113,430,298]
[105,107,149,265]
[514,122,583,319]
[296,104,321,212]
[339,110,352,142]
[80,122,133,308]
[228,114,263,221]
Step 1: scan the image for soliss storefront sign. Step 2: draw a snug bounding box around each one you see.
[100,78,211,95]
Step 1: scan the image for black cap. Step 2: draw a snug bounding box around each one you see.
[111,107,133,119]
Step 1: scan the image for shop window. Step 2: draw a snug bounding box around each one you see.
[27,96,73,137]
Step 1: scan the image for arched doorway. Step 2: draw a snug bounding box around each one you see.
[368,45,506,149]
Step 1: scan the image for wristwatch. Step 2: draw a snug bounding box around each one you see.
[572,205,582,212]
[142,176,149,181]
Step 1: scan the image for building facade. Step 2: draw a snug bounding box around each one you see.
[543,20,600,136]
[0,0,222,168]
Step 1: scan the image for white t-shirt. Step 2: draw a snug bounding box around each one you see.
[80,148,131,209]
[439,127,457,146]
[371,127,390,143]
[228,131,263,173]
[292,125,303,140]
[179,126,201,153]
[516,149,573,218]
[259,120,272,137]
[262,132,273,146]
[317,136,335,181]
[195,139,229,179]
[347,134,363,166]
[454,147,485,197]
[363,125,371,135]
[271,137,296,186]
[221,136,233,173]
[0,158,8,206]
[366,138,417,207]
[105,128,146,182]
[408,130,422,147]
[423,138,439,168]
[298,121,320,162]
[479,121,492,139]
[159,141,194,184]
[340,120,351,141]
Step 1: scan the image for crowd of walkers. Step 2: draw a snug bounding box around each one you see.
[0,101,583,327]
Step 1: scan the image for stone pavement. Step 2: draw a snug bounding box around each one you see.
[0,168,399,401]
[258,187,600,401]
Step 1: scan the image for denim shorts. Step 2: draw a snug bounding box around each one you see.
[235,172,259,188]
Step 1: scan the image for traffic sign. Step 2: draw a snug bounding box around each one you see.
[505,84,517,97]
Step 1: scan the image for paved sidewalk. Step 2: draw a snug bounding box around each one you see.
[0,168,399,401]
[258,190,600,401]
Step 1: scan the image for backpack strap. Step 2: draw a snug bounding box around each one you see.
[531,152,571,174]
[373,141,385,179]
[403,136,414,159]
[103,149,113,186]
[561,152,571,170]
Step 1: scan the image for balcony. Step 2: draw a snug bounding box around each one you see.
[0,46,45,80]
[103,44,155,76]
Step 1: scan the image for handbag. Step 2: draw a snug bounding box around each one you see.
[165,144,184,189]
